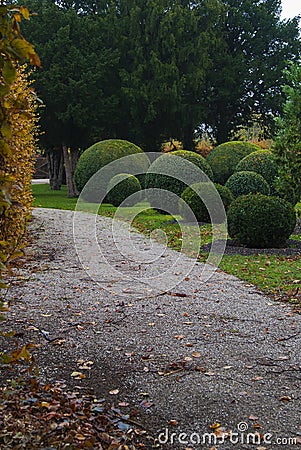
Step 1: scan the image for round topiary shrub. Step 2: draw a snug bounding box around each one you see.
[235,150,278,187]
[145,150,214,213]
[179,182,234,223]
[227,193,296,248]
[206,141,261,184]
[106,173,141,207]
[74,139,149,201]
[225,171,270,198]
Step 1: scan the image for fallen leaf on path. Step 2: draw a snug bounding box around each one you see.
[70,372,86,379]
[279,396,292,402]
[140,400,153,408]
[195,366,206,372]
[249,415,259,420]
[168,419,178,426]
[209,422,221,429]
[109,389,119,395]
[192,351,201,358]
[252,376,264,381]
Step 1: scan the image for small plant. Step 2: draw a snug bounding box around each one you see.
[235,150,278,188]
[106,173,141,206]
[145,150,214,213]
[206,141,261,184]
[179,182,234,223]
[227,193,296,248]
[161,138,183,153]
[74,139,149,201]
[225,171,270,198]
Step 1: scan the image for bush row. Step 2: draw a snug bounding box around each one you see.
[75,139,296,248]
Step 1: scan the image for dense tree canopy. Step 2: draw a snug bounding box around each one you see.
[20,0,301,151]
[273,61,301,206]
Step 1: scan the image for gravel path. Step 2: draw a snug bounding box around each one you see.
[4,208,301,449]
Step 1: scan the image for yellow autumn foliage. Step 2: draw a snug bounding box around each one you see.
[0,66,38,266]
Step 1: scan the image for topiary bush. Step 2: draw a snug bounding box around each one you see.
[179,182,234,223]
[206,141,261,184]
[74,139,149,201]
[145,150,214,213]
[225,171,270,198]
[106,173,141,207]
[227,193,296,248]
[235,150,279,188]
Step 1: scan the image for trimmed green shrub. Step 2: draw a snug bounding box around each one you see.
[225,171,270,198]
[145,150,214,213]
[179,182,234,223]
[74,139,149,201]
[206,141,261,184]
[106,173,141,206]
[227,193,296,248]
[235,150,278,187]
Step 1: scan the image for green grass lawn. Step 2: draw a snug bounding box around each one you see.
[32,184,301,307]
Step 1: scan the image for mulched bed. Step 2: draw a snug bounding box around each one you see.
[201,218,301,256]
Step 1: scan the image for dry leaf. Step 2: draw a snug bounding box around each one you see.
[168,419,178,426]
[279,396,292,402]
[192,351,201,358]
[71,371,86,379]
[109,389,119,395]
[209,422,221,430]
[249,415,259,421]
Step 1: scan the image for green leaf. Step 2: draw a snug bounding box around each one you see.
[2,60,17,84]
[1,121,12,139]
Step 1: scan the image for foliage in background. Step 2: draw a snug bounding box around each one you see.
[161,139,183,153]
[235,150,279,188]
[273,61,301,206]
[20,0,301,151]
[206,141,261,184]
[204,0,301,143]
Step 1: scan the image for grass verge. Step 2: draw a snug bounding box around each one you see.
[32,184,301,308]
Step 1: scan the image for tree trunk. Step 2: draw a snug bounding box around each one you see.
[62,144,79,197]
[182,126,195,151]
[48,147,64,190]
